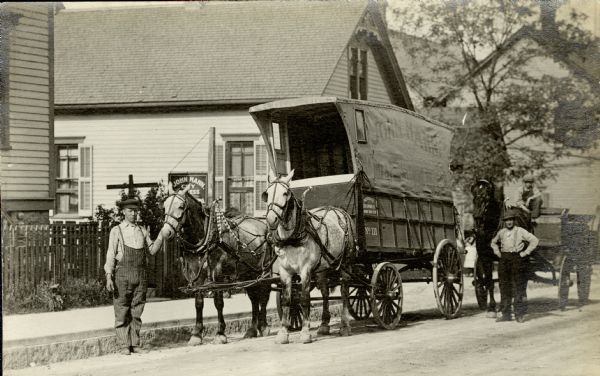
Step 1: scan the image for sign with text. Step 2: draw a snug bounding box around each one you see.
[169,173,207,203]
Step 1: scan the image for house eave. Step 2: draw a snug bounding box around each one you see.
[54,98,291,115]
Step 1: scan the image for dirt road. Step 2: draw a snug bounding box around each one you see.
[7,274,600,376]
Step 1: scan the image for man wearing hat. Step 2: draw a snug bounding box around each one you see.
[508,175,543,232]
[490,209,539,323]
[105,196,157,355]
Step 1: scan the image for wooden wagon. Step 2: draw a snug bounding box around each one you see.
[250,97,464,330]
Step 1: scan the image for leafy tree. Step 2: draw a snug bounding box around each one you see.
[391,0,599,188]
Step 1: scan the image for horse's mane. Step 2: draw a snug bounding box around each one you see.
[180,192,207,244]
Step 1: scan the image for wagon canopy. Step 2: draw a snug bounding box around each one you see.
[250,97,454,201]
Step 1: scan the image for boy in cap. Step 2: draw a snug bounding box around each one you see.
[105,196,158,355]
[491,209,539,323]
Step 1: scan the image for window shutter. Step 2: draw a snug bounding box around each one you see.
[78,145,93,217]
[255,144,268,213]
[214,144,224,200]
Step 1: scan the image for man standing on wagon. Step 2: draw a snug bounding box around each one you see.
[105,196,157,355]
[491,209,539,323]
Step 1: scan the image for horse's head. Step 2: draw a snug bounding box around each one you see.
[262,169,295,230]
[149,182,209,254]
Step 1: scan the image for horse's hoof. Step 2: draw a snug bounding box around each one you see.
[244,328,258,338]
[339,327,351,337]
[300,332,312,344]
[259,326,270,337]
[275,331,289,344]
[187,336,202,346]
[213,335,227,344]
[317,325,330,336]
[486,311,497,318]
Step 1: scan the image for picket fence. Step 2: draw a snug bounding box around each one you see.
[1,222,186,296]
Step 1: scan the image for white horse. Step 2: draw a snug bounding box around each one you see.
[263,169,356,344]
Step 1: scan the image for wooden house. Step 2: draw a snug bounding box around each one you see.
[53,1,413,220]
[0,3,55,225]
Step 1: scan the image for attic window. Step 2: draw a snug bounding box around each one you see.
[349,48,368,100]
[355,110,367,143]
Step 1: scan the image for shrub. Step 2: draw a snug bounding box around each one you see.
[2,278,112,315]
[3,281,64,314]
[59,277,112,308]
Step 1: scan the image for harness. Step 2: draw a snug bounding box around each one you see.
[164,194,275,290]
[265,180,355,272]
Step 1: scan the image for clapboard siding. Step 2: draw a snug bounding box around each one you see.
[1,4,53,208]
[10,119,50,129]
[55,110,260,208]
[10,127,49,136]
[10,66,49,79]
[9,111,49,122]
[11,59,49,72]
[2,169,49,178]
[2,183,49,192]
[10,143,49,153]
[2,191,51,200]
[323,52,348,97]
[17,17,49,30]
[10,96,49,108]
[10,89,49,100]
[10,73,49,86]
[3,163,49,171]
[11,52,48,65]
[9,4,48,17]
[322,46,391,104]
[9,44,49,57]
[8,149,49,158]
[13,23,49,37]
[367,51,392,104]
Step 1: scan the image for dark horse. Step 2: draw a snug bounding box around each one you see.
[149,184,272,345]
[471,179,502,316]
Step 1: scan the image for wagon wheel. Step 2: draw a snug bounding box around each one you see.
[433,241,464,319]
[348,285,372,320]
[558,254,574,310]
[370,262,403,329]
[472,254,488,310]
[276,284,303,332]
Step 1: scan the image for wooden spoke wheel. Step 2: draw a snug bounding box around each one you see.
[558,254,574,309]
[276,284,303,332]
[370,262,403,330]
[433,241,464,319]
[348,285,372,320]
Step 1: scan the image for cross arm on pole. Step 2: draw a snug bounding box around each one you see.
[106,174,159,198]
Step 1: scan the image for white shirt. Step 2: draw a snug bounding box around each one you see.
[104,222,154,274]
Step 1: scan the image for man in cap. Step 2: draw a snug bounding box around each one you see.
[491,209,539,323]
[508,174,543,231]
[105,196,158,355]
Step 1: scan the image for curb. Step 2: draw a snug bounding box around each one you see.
[2,303,342,370]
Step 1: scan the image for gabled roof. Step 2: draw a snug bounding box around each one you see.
[55,1,410,109]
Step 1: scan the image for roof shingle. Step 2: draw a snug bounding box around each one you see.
[55,1,368,106]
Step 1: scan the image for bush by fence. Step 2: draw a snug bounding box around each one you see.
[1,222,186,300]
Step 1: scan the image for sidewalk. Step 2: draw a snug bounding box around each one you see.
[2,290,339,370]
